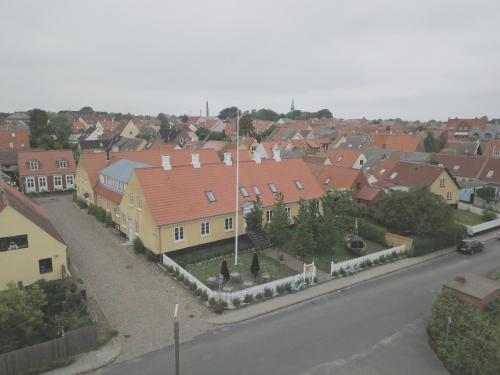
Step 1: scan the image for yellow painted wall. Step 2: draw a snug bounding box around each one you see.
[430,170,459,205]
[96,193,121,223]
[0,206,67,289]
[120,172,301,254]
[75,162,95,204]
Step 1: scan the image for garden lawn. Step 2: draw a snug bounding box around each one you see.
[453,209,485,226]
[185,251,297,283]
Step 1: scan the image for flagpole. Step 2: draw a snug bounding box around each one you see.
[234,110,240,266]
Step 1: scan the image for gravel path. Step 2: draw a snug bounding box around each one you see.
[38,195,213,362]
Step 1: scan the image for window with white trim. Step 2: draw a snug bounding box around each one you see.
[38,176,48,191]
[58,159,68,168]
[206,191,216,202]
[138,196,142,210]
[9,142,14,148]
[53,175,63,189]
[285,207,291,219]
[239,186,249,198]
[252,185,261,196]
[201,221,210,236]
[268,183,277,193]
[134,220,139,233]
[266,210,273,223]
[129,194,134,206]
[439,178,445,188]
[225,217,233,231]
[65,175,74,188]
[174,226,184,241]
[26,177,35,191]
[446,191,452,200]
[294,180,304,190]
[29,160,39,170]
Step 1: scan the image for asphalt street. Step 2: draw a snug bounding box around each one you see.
[97,240,500,375]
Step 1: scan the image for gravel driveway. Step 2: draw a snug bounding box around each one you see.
[39,195,213,362]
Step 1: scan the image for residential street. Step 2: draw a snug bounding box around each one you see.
[38,196,213,362]
[98,239,500,375]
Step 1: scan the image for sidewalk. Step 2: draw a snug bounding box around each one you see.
[44,336,123,375]
[209,231,498,325]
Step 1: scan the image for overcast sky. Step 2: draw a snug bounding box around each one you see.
[1,0,499,120]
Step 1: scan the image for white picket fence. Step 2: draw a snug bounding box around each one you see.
[465,218,500,236]
[162,255,309,306]
[330,245,406,274]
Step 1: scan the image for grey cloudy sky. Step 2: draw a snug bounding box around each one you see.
[1,0,499,120]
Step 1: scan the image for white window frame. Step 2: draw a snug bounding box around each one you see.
[59,160,68,168]
[225,217,233,231]
[439,178,445,188]
[53,175,63,190]
[25,176,36,193]
[446,191,452,200]
[38,176,48,192]
[201,221,210,236]
[29,161,39,170]
[129,194,134,207]
[239,186,249,198]
[252,185,261,196]
[266,210,273,223]
[174,226,184,242]
[285,207,291,219]
[294,180,304,190]
[134,220,139,234]
[138,196,143,210]
[268,183,277,193]
[65,174,74,189]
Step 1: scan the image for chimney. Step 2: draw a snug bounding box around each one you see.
[253,153,262,164]
[223,152,232,166]
[191,153,201,168]
[161,155,171,171]
[273,148,281,162]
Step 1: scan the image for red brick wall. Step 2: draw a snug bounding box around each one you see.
[20,174,75,194]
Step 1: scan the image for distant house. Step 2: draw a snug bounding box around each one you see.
[443,273,500,309]
[18,150,76,194]
[442,140,482,156]
[354,186,384,206]
[325,149,367,169]
[0,181,67,289]
[477,158,500,197]
[334,134,371,150]
[368,134,423,152]
[482,139,500,158]
[3,112,30,125]
[446,117,488,139]
[0,121,30,151]
[303,160,369,194]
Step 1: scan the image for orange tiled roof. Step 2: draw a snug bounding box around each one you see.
[369,134,421,152]
[18,149,76,177]
[375,161,454,189]
[0,182,64,244]
[447,117,487,130]
[134,158,325,226]
[305,163,368,190]
[354,186,384,203]
[326,149,362,168]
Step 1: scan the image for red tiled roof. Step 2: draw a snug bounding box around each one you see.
[483,139,500,158]
[354,186,384,203]
[100,120,124,132]
[326,149,362,168]
[305,163,368,191]
[432,154,486,179]
[134,158,324,226]
[253,120,274,133]
[95,184,123,204]
[18,150,76,177]
[447,117,487,130]
[369,134,422,152]
[478,158,500,184]
[0,129,30,150]
[0,182,65,244]
[376,161,454,188]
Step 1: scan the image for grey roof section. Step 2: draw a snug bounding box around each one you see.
[0,120,29,130]
[338,134,371,149]
[281,149,305,159]
[362,147,393,172]
[390,151,432,164]
[444,273,500,299]
[6,112,30,121]
[111,137,145,152]
[99,159,152,183]
[458,180,487,189]
[443,141,480,156]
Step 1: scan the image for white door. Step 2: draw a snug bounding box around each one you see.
[127,218,134,241]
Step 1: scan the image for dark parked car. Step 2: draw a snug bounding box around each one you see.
[456,240,484,255]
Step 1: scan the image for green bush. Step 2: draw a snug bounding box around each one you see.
[95,207,107,222]
[173,268,180,277]
[232,298,241,307]
[183,278,190,287]
[339,268,346,276]
[189,282,197,291]
[284,283,292,293]
[358,219,386,244]
[145,249,158,262]
[87,204,96,216]
[482,209,497,222]
[195,289,202,297]
[412,224,466,256]
[201,290,209,301]
[373,258,380,265]
[243,294,254,303]
[429,293,500,375]
[255,293,264,300]
[133,238,146,255]
[264,288,273,298]
[208,297,217,307]
[77,198,87,209]
[105,212,114,227]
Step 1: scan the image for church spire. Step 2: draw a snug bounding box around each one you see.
[290,98,295,112]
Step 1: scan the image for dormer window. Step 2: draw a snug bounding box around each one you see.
[239,186,249,198]
[294,180,304,190]
[29,160,39,170]
[252,185,261,196]
[58,159,68,168]
[206,191,216,202]
[268,183,277,193]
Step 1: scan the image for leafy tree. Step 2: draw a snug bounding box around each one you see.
[49,113,72,145]
[245,196,263,233]
[29,108,49,146]
[476,186,496,202]
[316,203,340,255]
[316,109,333,118]
[266,192,290,259]
[218,106,238,120]
[250,252,260,277]
[79,106,94,116]
[220,259,230,282]
[239,113,255,136]
[0,283,46,352]
[253,108,279,121]
[322,190,360,219]
[292,200,317,259]
[424,132,436,152]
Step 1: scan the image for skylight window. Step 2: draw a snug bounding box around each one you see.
[324,177,331,185]
[239,186,249,198]
[294,180,304,190]
[487,170,494,178]
[337,156,343,162]
[453,165,460,171]
[379,169,386,175]
[390,172,398,180]
[268,183,277,193]
[206,191,216,202]
[252,185,261,196]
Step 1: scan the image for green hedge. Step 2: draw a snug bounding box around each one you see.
[358,219,386,244]
[429,292,500,375]
[411,223,466,256]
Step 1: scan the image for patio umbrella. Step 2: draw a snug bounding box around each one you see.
[250,252,260,277]
[220,259,230,282]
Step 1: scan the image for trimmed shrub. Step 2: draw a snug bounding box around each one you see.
[379,255,386,263]
[189,282,197,291]
[201,290,209,301]
[183,278,190,287]
[208,297,217,307]
[255,293,264,300]
[284,283,292,293]
[195,289,202,297]
[105,212,114,227]
[87,204,97,216]
[232,298,241,307]
[95,207,107,222]
[412,223,466,257]
[373,258,380,265]
[358,219,386,244]
[366,259,373,267]
[339,268,346,276]
[482,208,497,222]
[264,288,273,298]
[243,294,254,304]
[276,284,286,295]
[133,238,146,255]
[331,271,338,277]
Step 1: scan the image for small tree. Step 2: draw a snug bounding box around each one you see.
[245,196,263,233]
[424,132,436,152]
[476,186,496,203]
[250,252,260,277]
[266,192,290,260]
[220,259,230,282]
[482,209,497,222]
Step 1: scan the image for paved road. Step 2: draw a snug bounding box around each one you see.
[38,196,213,362]
[98,240,500,375]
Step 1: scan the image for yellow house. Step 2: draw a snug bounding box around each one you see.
[118,155,325,254]
[0,182,67,289]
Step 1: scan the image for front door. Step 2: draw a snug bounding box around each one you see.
[127,218,134,241]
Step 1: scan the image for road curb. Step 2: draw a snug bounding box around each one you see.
[207,247,465,326]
